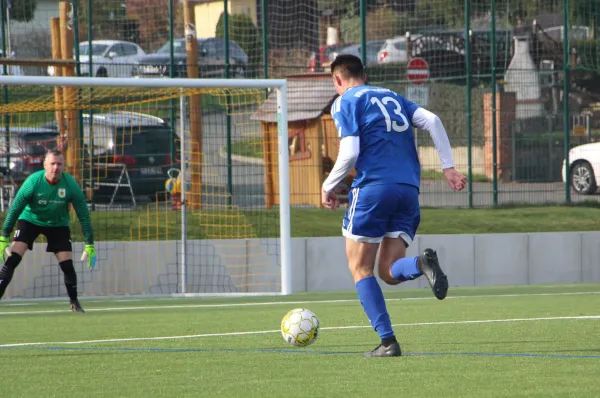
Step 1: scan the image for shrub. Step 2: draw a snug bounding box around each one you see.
[215,12,261,77]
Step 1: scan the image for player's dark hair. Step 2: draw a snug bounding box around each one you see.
[45,149,63,159]
[330,54,364,80]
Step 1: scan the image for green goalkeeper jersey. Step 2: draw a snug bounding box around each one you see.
[1,170,94,244]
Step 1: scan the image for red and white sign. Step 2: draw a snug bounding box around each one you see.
[406,57,430,86]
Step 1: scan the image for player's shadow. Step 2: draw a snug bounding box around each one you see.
[315,343,373,349]
[315,340,557,349]
[427,339,557,346]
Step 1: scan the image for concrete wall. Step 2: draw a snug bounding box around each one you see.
[5,232,600,299]
[291,232,600,292]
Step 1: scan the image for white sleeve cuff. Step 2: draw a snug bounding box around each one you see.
[411,107,455,170]
[322,136,359,193]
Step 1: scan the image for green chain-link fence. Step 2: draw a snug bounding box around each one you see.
[2,0,600,208]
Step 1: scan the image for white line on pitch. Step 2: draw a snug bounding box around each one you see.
[113,299,145,302]
[1,315,598,349]
[0,291,599,316]
[52,300,105,305]
[3,303,36,306]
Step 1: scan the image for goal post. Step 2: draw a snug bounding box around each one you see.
[0,75,292,298]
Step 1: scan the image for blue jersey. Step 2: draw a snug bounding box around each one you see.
[331,85,421,188]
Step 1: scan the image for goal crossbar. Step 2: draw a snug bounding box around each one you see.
[0,75,287,90]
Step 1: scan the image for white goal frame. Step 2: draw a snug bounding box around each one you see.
[0,75,292,296]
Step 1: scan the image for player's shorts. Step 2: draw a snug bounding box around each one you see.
[13,220,73,253]
[342,183,420,246]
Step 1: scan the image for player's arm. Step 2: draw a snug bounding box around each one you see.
[1,179,34,238]
[322,97,360,194]
[70,182,94,245]
[405,101,455,170]
[70,180,97,269]
[322,137,359,193]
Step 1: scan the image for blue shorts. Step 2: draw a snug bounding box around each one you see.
[342,183,420,245]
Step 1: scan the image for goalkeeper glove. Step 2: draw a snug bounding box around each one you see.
[0,236,9,263]
[81,244,97,270]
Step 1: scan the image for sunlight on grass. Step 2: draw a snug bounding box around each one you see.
[0,204,592,242]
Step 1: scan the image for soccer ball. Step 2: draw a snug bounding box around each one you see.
[280,308,320,347]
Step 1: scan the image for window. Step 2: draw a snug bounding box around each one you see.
[393,41,406,51]
[79,43,109,56]
[229,42,246,59]
[157,39,187,54]
[109,44,127,56]
[206,39,221,58]
[19,133,59,156]
[117,127,171,156]
[122,44,138,56]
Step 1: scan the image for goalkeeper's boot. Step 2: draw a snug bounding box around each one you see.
[70,299,85,313]
[364,341,402,358]
[419,248,448,300]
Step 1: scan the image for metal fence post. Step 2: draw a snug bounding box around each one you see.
[169,0,176,166]
[1,0,9,173]
[261,0,268,79]
[360,0,366,67]
[491,0,498,206]
[563,0,571,203]
[465,0,472,208]
[72,0,85,184]
[224,0,233,207]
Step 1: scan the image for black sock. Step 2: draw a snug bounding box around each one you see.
[382,336,397,347]
[59,260,78,301]
[0,253,23,299]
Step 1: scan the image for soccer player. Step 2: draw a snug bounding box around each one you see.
[322,54,467,357]
[0,150,97,312]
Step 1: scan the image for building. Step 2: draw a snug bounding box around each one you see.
[194,0,257,38]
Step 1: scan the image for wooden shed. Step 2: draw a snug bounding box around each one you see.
[253,73,354,208]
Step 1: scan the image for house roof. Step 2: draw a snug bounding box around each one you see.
[252,73,338,123]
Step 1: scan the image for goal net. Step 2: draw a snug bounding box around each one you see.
[0,76,291,298]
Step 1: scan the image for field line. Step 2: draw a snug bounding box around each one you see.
[1,315,599,349]
[0,291,599,317]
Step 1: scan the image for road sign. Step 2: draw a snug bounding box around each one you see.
[407,86,429,108]
[407,57,430,86]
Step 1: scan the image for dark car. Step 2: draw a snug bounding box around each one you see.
[329,40,385,67]
[135,37,248,79]
[0,126,60,184]
[43,111,174,202]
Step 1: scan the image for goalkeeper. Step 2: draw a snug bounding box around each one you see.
[0,150,96,312]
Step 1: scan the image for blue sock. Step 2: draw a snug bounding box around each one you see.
[390,256,422,282]
[355,276,394,339]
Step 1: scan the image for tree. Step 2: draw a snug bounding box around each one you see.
[4,0,37,22]
[317,0,389,18]
[126,0,184,51]
[215,12,261,77]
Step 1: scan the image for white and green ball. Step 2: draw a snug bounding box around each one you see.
[280,308,320,347]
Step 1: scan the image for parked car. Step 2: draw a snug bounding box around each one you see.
[0,50,24,76]
[47,40,145,77]
[562,142,600,195]
[43,111,173,201]
[377,36,409,64]
[328,40,385,67]
[135,37,248,78]
[0,126,59,184]
[307,43,354,72]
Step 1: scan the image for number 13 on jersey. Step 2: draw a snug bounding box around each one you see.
[370,96,410,133]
